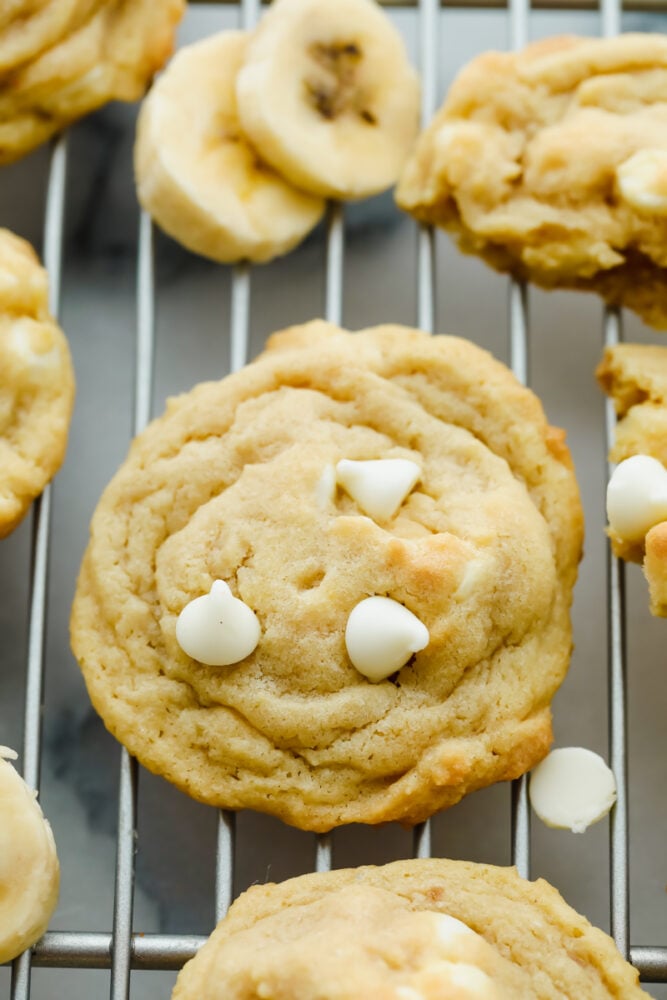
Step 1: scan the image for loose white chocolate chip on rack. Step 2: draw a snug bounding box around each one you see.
[176,580,260,667]
[529,747,617,833]
[0,750,60,964]
[617,149,667,214]
[345,596,429,682]
[335,458,421,521]
[607,455,667,543]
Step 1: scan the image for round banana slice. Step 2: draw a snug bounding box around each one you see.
[236,0,421,200]
[134,31,325,264]
[0,748,60,964]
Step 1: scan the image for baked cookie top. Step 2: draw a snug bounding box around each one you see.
[597,342,667,616]
[0,229,74,538]
[71,321,582,831]
[172,859,647,1000]
[0,747,60,965]
[0,0,184,165]
[397,34,667,328]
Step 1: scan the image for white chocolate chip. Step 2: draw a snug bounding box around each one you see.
[607,455,667,543]
[9,319,59,369]
[175,580,260,667]
[345,597,429,682]
[432,913,476,948]
[449,965,496,999]
[529,747,617,833]
[0,747,18,761]
[316,463,336,508]
[617,149,667,214]
[454,556,491,600]
[336,459,421,521]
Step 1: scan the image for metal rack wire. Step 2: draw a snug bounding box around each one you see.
[6,0,667,995]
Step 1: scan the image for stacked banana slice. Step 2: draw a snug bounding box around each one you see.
[135,0,420,265]
[0,748,60,964]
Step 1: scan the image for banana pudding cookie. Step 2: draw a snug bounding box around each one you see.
[0,748,60,965]
[172,859,647,999]
[397,34,667,328]
[0,228,74,538]
[71,321,582,831]
[0,0,183,165]
[598,343,667,616]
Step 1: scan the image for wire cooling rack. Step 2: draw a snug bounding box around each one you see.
[4,0,667,997]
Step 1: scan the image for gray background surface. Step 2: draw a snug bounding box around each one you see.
[0,3,666,998]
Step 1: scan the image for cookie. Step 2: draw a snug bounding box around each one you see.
[0,0,184,165]
[70,321,582,832]
[397,34,667,329]
[597,342,667,616]
[0,748,60,965]
[0,229,75,538]
[171,858,647,1000]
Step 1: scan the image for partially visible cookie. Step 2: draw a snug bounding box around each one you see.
[0,229,75,537]
[0,747,60,965]
[0,0,184,165]
[171,858,647,1000]
[597,343,667,615]
[71,320,582,831]
[397,34,667,328]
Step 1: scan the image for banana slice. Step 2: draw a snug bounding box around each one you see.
[236,0,421,200]
[0,747,60,964]
[134,31,325,264]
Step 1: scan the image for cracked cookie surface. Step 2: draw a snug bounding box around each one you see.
[597,342,667,615]
[171,859,648,1000]
[397,34,667,328]
[0,0,183,164]
[0,229,74,538]
[71,321,582,831]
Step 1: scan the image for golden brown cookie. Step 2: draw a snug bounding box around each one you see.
[597,342,667,615]
[0,748,60,965]
[171,859,647,1000]
[0,0,184,165]
[397,34,667,329]
[0,229,74,538]
[71,321,582,832]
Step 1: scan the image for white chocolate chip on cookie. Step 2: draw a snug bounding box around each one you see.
[176,580,260,667]
[607,455,667,543]
[617,149,667,214]
[345,596,429,682]
[336,458,421,521]
[316,463,336,507]
[529,747,617,833]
